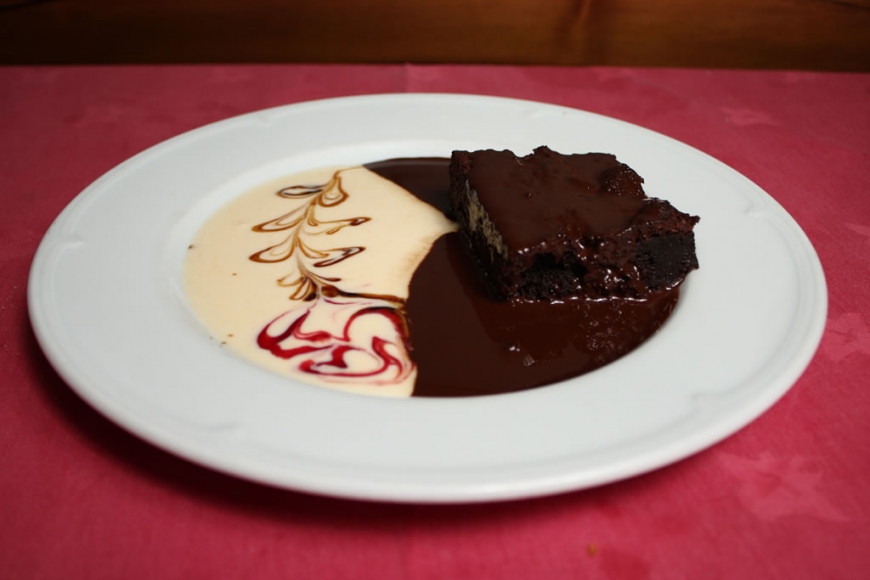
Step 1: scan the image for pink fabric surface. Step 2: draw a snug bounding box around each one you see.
[1,65,868,579]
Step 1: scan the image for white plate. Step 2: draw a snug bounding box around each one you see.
[28,94,826,503]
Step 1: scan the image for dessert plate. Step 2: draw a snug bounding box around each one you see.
[28,94,826,503]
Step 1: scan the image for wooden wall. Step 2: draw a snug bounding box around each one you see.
[1,0,868,70]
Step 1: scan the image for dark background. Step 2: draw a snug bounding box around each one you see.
[1,0,869,70]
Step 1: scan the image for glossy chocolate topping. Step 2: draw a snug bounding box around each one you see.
[460,147,651,249]
[365,158,680,397]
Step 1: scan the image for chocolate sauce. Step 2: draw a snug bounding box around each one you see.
[365,158,680,398]
[461,147,651,246]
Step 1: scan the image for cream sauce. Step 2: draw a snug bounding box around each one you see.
[184,165,457,397]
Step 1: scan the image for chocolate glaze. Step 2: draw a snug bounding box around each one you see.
[365,158,681,398]
[460,147,650,247]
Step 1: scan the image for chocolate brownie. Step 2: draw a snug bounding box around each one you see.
[448,146,699,301]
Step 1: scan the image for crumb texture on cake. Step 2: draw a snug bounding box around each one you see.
[448,146,699,301]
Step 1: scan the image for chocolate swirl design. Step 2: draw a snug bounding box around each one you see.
[249,168,413,388]
[249,169,372,301]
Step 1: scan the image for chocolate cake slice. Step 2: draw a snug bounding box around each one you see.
[448,146,699,301]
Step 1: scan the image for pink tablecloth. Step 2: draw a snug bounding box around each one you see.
[2,65,868,579]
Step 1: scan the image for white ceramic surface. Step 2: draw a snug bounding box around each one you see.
[28,94,827,503]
